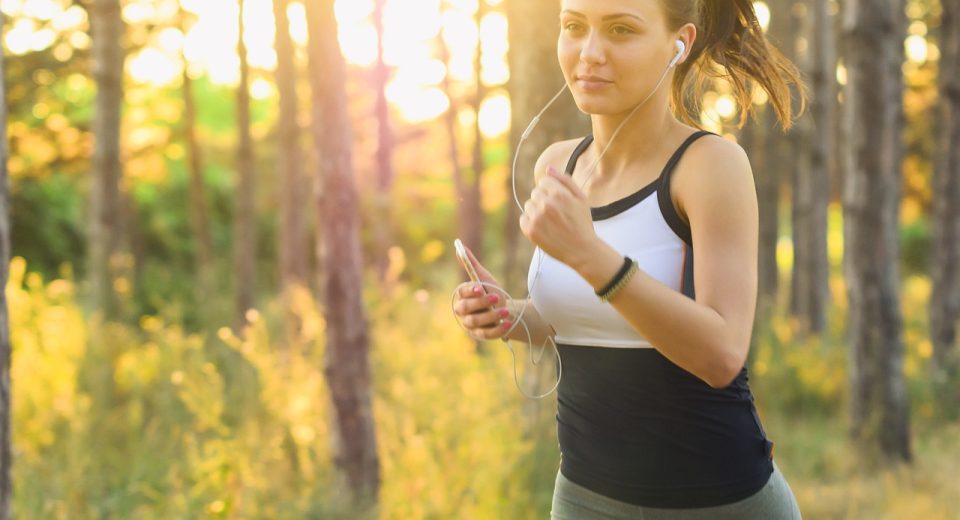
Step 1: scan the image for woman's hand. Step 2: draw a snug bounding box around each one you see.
[519,165,600,269]
[452,244,514,340]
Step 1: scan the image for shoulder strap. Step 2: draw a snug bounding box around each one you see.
[658,130,715,182]
[657,130,716,246]
[565,135,595,175]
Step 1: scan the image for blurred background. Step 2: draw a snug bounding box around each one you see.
[0,0,958,518]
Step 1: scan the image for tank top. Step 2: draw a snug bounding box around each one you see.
[528,131,775,508]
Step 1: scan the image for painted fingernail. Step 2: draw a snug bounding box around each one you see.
[502,320,513,328]
[499,308,510,318]
[473,285,482,294]
[488,294,499,304]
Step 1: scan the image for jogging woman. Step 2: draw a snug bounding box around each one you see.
[453,0,806,517]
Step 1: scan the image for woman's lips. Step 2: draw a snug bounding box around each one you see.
[576,77,613,91]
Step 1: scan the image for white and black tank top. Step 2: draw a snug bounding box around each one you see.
[528,131,775,508]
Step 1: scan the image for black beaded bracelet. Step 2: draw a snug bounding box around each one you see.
[595,256,634,298]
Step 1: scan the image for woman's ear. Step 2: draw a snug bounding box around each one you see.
[675,24,697,65]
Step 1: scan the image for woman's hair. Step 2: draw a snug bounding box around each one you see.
[660,0,808,131]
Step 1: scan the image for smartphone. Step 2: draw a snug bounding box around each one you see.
[454,238,486,294]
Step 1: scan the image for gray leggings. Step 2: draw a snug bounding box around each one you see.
[551,461,802,519]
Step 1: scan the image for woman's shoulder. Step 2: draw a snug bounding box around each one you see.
[533,137,589,184]
[676,131,751,181]
[672,131,754,224]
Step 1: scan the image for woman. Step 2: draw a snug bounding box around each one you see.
[452,0,806,517]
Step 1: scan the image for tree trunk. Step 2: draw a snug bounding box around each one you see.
[234,0,257,331]
[89,0,124,320]
[0,14,13,518]
[180,5,214,319]
[790,0,834,334]
[840,0,911,464]
[305,0,380,508]
[437,34,467,276]
[741,105,777,362]
[504,0,589,294]
[372,0,395,284]
[466,0,486,269]
[274,0,309,345]
[763,0,793,303]
[790,1,829,335]
[438,11,485,354]
[930,0,960,407]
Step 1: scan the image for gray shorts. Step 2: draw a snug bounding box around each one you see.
[551,460,802,519]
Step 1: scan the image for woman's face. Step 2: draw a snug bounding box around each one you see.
[558,0,678,115]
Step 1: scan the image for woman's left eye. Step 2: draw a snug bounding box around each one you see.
[611,25,634,35]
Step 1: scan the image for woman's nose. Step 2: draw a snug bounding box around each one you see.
[579,30,606,65]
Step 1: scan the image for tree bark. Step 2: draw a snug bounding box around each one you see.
[437,32,467,272]
[273,0,309,345]
[789,1,829,335]
[180,6,214,317]
[504,0,590,294]
[791,0,834,334]
[466,0,486,269]
[234,0,257,331]
[840,0,911,464]
[0,14,13,518]
[371,0,395,284]
[762,0,797,306]
[305,0,380,507]
[741,105,777,362]
[89,0,124,320]
[930,0,960,406]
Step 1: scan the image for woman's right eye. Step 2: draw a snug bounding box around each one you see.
[562,22,585,33]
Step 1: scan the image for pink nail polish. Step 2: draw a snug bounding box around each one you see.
[499,308,509,318]
[488,294,499,304]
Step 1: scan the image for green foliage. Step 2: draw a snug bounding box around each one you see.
[10,253,960,518]
[900,216,931,276]
[10,174,86,276]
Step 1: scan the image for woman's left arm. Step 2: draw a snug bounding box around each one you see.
[531,138,759,389]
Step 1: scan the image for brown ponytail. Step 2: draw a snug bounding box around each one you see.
[661,0,808,131]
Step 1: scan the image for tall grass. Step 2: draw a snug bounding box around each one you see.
[7,254,959,519]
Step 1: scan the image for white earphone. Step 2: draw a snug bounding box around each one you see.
[670,39,687,69]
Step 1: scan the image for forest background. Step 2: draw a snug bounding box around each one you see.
[0,0,958,518]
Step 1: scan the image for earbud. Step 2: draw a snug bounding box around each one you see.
[669,40,686,69]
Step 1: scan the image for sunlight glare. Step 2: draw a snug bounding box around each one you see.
[387,85,449,123]
[335,0,374,23]
[22,0,58,20]
[478,92,510,138]
[5,18,36,55]
[340,24,378,67]
[715,95,737,120]
[393,58,447,87]
[243,0,278,70]
[128,47,183,86]
[288,2,308,46]
[52,4,87,32]
[158,27,185,54]
[905,35,928,63]
[250,78,275,99]
[479,12,507,54]
[442,9,479,56]
[753,2,770,33]
[121,1,155,24]
[0,0,25,17]
[446,0,478,13]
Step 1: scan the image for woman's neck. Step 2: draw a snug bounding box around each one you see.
[586,96,684,183]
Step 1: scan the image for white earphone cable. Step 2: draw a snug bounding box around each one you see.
[453,41,685,399]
